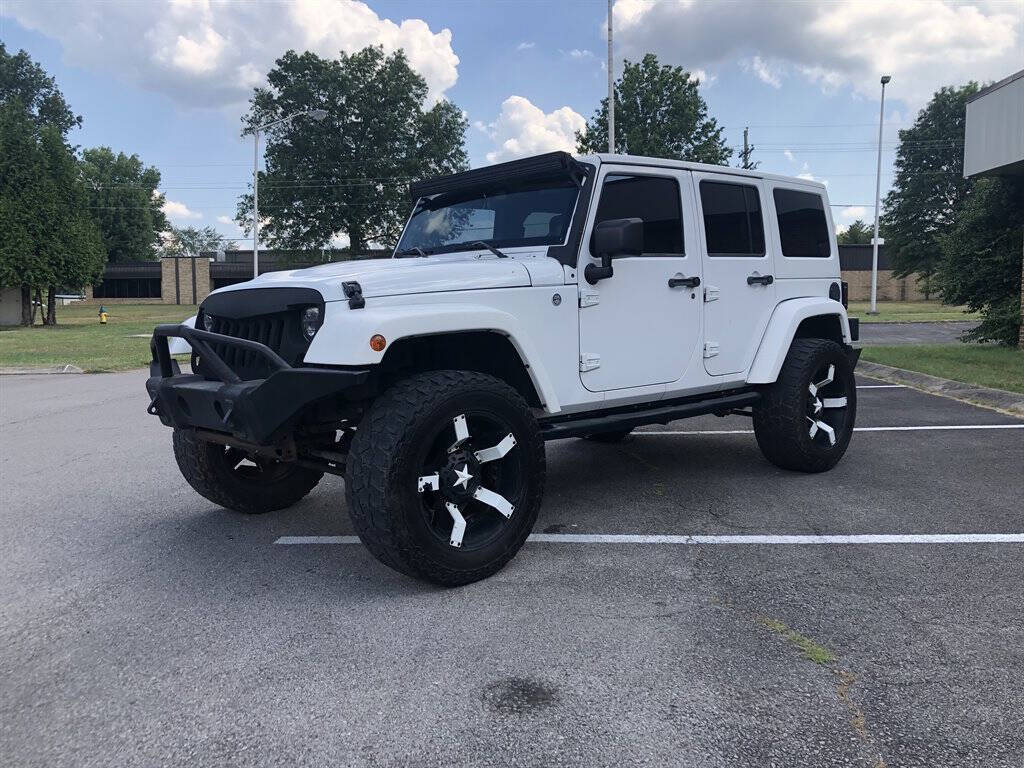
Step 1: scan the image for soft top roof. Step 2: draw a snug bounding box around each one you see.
[408,151,586,201]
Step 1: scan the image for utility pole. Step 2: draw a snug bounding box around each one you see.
[739,126,758,170]
[607,0,614,154]
[869,75,892,315]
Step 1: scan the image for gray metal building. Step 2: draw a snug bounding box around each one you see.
[964,69,1024,178]
[963,68,1024,348]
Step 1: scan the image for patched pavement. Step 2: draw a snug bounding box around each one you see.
[1,370,1022,767]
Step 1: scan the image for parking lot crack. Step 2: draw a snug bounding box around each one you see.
[755,614,888,767]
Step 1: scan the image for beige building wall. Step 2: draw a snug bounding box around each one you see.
[160,256,210,305]
[841,270,930,302]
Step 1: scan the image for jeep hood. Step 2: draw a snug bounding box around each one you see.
[210,252,558,303]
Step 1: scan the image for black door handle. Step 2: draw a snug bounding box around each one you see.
[669,276,701,288]
[747,274,774,286]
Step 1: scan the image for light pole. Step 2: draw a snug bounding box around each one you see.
[251,109,328,278]
[869,75,891,315]
[607,0,614,153]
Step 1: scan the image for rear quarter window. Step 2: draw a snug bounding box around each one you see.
[773,188,831,258]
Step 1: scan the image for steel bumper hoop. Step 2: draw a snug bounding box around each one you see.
[145,324,370,446]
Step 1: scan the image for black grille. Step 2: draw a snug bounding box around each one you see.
[195,287,323,381]
[204,313,289,379]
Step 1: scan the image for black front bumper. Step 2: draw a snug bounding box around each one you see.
[145,324,370,445]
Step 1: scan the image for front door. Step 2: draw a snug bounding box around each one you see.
[694,174,777,376]
[578,169,702,392]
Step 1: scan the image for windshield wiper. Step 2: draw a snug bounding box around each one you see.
[395,246,428,258]
[469,240,508,259]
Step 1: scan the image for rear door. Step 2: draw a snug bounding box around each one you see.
[693,173,776,376]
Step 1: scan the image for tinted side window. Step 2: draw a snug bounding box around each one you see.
[773,188,831,258]
[699,181,766,256]
[594,175,683,255]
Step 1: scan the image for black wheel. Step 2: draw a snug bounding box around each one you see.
[753,339,857,473]
[345,370,545,586]
[584,429,633,443]
[172,429,323,513]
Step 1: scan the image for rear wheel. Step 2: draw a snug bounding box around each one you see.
[753,339,856,473]
[172,429,323,513]
[345,371,545,586]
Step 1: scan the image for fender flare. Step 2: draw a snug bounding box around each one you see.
[167,315,197,355]
[303,302,562,413]
[746,298,851,384]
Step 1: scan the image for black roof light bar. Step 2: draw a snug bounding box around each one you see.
[408,151,586,202]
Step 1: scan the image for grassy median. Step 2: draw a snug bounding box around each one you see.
[848,301,979,324]
[861,344,1024,394]
[0,303,197,372]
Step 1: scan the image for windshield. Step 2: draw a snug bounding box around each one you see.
[397,180,579,255]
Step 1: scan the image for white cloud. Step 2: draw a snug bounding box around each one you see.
[477,96,587,164]
[838,205,868,223]
[749,55,782,88]
[783,149,796,163]
[689,68,715,86]
[216,215,234,226]
[566,48,595,60]
[612,0,1021,107]
[7,0,459,106]
[163,199,202,221]
[516,41,536,51]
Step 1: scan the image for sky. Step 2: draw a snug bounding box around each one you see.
[1,0,1022,246]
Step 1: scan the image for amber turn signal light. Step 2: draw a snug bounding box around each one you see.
[369,334,387,352]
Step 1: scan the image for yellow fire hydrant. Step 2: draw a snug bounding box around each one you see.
[98,305,108,324]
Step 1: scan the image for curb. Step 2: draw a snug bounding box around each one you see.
[0,364,84,375]
[856,360,1024,418]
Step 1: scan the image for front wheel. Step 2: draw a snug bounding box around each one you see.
[753,339,857,473]
[172,429,323,513]
[345,371,545,586]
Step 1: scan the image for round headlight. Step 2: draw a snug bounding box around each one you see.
[301,306,321,340]
[202,313,215,332]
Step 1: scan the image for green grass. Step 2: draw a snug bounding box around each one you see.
[861,344,1024,394]
[0,303,197,372]
[758,617,836,665]
[847,301,979,324]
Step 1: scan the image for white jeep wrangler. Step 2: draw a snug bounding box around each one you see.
[147,151,860,585]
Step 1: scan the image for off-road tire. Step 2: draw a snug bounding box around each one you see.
[584,429,633,443]
[172,429,323,514]
[345,370,546,586]
[753,338,857,473]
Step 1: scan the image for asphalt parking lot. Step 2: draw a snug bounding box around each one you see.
[2,370,1022,767]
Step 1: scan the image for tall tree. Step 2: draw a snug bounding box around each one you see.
[0,46,104,325]
[837,219,874,245]
[0,105,105,324]
[0,41,80,134]
[576,54,731,165]
[238,46,468,253]
[881,83,979,281]
[80,147,167,262]
[934,177,1023,346]
[160,225,235,257]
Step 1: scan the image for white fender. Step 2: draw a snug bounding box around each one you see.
[746,298,851,384]
[304,302,562,412]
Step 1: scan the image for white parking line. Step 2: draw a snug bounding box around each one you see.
[857,384,906,389]
[637,424,1024,435]
[276,533,1024,546]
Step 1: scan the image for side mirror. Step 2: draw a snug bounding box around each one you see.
[585,218,644,284]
